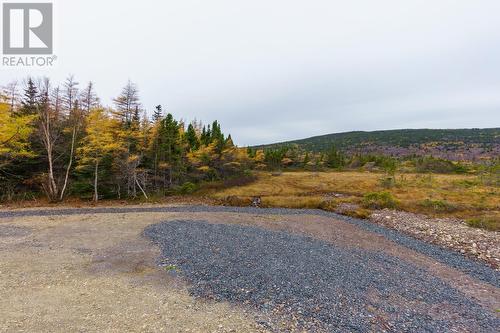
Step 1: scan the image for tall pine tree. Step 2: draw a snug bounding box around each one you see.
[20,78,39,116]
[152,105,163,122]
[185,123,200,152]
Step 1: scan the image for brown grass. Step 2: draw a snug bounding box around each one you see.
[204,171,500,231]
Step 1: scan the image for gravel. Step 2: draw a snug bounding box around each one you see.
[145,220,499,332]
[0,225,32,237]
[2,205,499,331]
[370,209,499,269]
[1,205,498,287]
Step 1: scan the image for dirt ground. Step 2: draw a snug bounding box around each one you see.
[0,210,266,333]
[0,206,498,332]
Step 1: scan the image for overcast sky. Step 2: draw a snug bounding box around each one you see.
[2,0,500,145]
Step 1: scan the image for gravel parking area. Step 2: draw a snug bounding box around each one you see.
[1,205,499,332]
[145,220,499,332]
[1,205,497,286]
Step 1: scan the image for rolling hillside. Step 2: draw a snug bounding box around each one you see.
[255,128,500,161]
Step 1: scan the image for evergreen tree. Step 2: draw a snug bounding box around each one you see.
[211,120,225,153]
[225,134,234,148]
[185,123,200,151]
[152,105,163,122]
[247,147,256,158]
[20,78,39,116]
[326,146,344,168]
[200,126,208,145]
[211,120,224,143]
[157,113,182,187]
[205,125,212,145]
[132,106,141,124]
[303,152,310,166]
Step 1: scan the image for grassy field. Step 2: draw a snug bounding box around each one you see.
[203,171,500,231]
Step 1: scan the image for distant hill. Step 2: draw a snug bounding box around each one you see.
[254,128,500,161]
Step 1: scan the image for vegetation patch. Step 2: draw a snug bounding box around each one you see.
[223,195,252,207]
[362,192,399,209]
[342,208,371,219]
[419,199,459,213]
[415,157,468,174]
[176,182,198,195]
[466,218,499,232]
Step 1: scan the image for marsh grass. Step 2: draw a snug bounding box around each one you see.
[204,171,499,231]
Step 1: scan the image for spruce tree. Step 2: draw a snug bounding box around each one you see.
[157,113,182,186]
[152,104,163,122]
[326,146,344,168]
[206,125,212,144]
[211,120,225,153]
[211,120,224,143]
[303,152,310,166]
[225,134,234,148]
[200,126,207,145]
[20,78,39,116]
[185,123,200,151]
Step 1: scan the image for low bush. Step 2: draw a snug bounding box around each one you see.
[419,199,458,213]
[453,179,480,188]
[466,217,499,232]
[318,199,338,211]
[342,208,371,219]
[223,195,252,206]
[415,157,468,174]
[362,191,398,209]
[379,176,396,189]
[177,182,198,195]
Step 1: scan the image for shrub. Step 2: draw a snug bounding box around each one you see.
[453,179,479,188]
[223,195,252,206]
[318,199,338,211]
[326,146,345,168]
[466,218,499,232]
[415,157,468,174]
[362,191,398,209]
[478,160,500,187]
[379,176,396,189]
[71,181,95,199]
[177,182,198,194]
[342,208,371,219]
[419,199,458,213]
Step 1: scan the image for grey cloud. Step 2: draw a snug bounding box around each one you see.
[2,0,500,146]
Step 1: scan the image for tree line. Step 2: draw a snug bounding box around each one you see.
[0,76,254,202]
